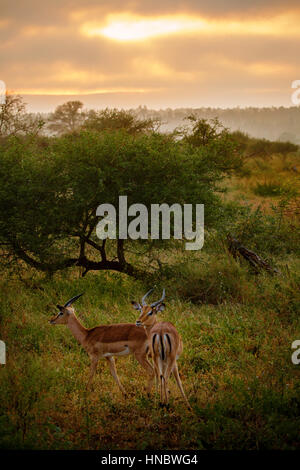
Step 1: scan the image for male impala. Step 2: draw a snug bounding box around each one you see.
[131,288,191,409]
[49,293,154,395]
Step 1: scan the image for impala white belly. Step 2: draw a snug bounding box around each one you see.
[102,346,130,358]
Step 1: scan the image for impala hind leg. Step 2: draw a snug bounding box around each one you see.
[160,360,174,405]
[160,375,169,405]
[134,353,155,395]
[159,375,165,404]
[106,356,126,396]
[172,362,191,410]
[155,357,169,405]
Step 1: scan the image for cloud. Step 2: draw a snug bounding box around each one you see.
[2,1,300,24]
[1,0,299,109]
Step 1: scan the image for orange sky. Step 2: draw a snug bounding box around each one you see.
[1,0,300,111]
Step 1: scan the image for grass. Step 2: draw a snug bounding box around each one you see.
[0,260,300,450]
[222,151,299,210]
[0,149,300,450]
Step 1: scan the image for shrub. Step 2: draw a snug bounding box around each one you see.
[253,181,298,198]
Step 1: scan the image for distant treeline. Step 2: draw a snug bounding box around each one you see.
[130,105,300,144]
[4,93,300,144]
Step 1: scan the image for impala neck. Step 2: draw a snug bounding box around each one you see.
[67,313,87,345]
[143,317,158,337]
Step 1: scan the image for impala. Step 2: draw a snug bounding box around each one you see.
[131,288,191,409]
[49,293,155,396]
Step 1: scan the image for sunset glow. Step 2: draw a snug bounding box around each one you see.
[81,15,205,41]
[81,13,300,42]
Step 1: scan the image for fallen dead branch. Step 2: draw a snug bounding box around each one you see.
[227,234,280,275]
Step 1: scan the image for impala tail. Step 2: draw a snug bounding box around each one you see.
[152,332,172,377]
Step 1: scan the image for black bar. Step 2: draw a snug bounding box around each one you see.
[0,450,298,467]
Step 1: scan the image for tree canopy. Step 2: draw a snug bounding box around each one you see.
[0,122,239,278]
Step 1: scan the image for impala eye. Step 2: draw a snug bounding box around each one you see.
[148,310,153,316]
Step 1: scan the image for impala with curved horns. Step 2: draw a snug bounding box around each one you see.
[49,293,155,396]
[131,288,191,409]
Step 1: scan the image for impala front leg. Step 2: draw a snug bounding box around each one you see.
[134,352,155,395]
[88,357,98,388]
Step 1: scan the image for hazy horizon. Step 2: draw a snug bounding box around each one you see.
[20,92,299,114]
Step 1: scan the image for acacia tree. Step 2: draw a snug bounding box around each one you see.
[47,101,85,135]
[84,108,160,135]
[0,125,237,278]
[175,115,242,173]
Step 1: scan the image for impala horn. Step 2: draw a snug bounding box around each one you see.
[141,287,156,306]
[151,288,165,308]
[64,293,84,308]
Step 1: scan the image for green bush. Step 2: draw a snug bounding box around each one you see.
[167,255,254,304]
[253,181,298,198]
[230,131,298,158]
[219,202,300,257]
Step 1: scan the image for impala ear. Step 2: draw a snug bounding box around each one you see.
[131,301,141,311]
[57,305,63,310]
[155,302,165,312]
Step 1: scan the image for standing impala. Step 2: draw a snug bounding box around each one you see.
[131,288,191,409]
[49,293,155,396]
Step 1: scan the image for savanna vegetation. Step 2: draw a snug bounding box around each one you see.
[0,96,299,450]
